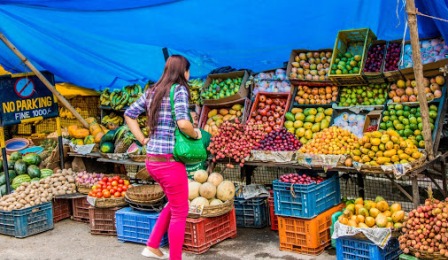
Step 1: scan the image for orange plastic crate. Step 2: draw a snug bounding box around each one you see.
[71,197,90,223]
[183,208,237,254]
[278,203,344,255]
[53,199,71,223]
[88,206,121,236]
[269,196,278,231]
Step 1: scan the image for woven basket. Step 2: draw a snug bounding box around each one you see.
[409,247,445,260]
[358,152,427,175]
[87,196,127,208]
[125,197,165,212]
[135,167,152,180]
[129,154,146,162]
[188,199,234,218]
[126,185,164,202]
[125,193,165,205]
[77,184,92,195]
[100,152,129,160]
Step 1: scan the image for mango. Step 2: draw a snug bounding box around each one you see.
[284,121,294,129]
[303,122,313,130]
[305,115,315,122]
[355,197,364,205]
[229,109,237,115]
[390,203,402,213]
[365,216,375,227]
[369,208,380,218]
[208,109,218,118]
[291,108,302,114]
[294,120,304,128]
[376,200,389,212]
[320,119,329,129]
[295,113,305,121]
[231,104,242,111]
[375,213,388,228]
[324,108,333,116]
[314,112,325,123]
[358,223,369,228]
[285,112,295,122]
[311,123,321,133]
[236,111,242,117]
[371,131,383,138]
[370,138,381,146]
[391,210,404,223]
[376,157,391,165]
[219,109,229,115]
[375,196,385,202]
[223,115,232,121]
[363,200,375,211]
[383,149,397,157]
[295,128,305,137]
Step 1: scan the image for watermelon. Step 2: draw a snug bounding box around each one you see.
[100,142,115,153]
[100,129,116,145]
[27,165,41,179]
[14,160,28,175]
[0,184,6,196]
[10,151,22,161]
[22,153,41,166]
[126,142,141,155]
[40,169,53,178]
[0,159,2,170]
[7,170,16,182]
[8,160,16,170]
[0,173,5,186]
[11,174,31,189]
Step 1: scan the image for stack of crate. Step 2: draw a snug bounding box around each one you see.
[273,172,342,255]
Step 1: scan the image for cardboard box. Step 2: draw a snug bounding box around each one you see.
[202,70,249,105]
[363,110,382,133]
[286,49,333,84]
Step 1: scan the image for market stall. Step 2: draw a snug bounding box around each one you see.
[0,1,447,257]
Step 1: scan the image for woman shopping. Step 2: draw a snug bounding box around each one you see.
[124,55,201,259]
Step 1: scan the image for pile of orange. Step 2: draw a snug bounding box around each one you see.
[299,126,359,155]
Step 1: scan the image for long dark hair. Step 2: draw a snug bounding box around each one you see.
[147,55,190,135]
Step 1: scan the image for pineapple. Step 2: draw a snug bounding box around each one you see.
[114,131,135,153]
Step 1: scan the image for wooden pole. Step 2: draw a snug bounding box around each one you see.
[405,0,434,160]
[0,33,89,128]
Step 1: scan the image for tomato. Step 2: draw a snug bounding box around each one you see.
[114,191,121,197]
[113,176,120,181]
[127,185,133,189]
[102,190,111,198]
[111,181,118,187]
[106,185,112,191]
[88,191,95,197]
[124,180,130,186]
[117,187,123,193]
[122,185,127,191]
[98,181,105,186]
[121,191,126,197]
[108,177,113,183]
[118,179,124,184]
[96,192,103,198]
[102,177,109,182]
[110,188,116,194]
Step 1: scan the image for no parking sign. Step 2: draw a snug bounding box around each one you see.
[0,71,59,126]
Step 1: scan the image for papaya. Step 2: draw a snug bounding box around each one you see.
[68,125,79,137]
[86,117,97,125]
[219,109,229,115]
[89,123,103,137]
[208,109,218,118]
[94,132,104,143]
[231,104,242,111]
[72,128,90,139]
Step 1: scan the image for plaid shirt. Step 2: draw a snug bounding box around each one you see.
[124,85,190,155]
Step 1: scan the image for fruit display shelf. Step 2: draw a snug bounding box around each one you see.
[286,48,333,84]
[328,28,377,86]
[333,83,389,110]
[247,92,292,133]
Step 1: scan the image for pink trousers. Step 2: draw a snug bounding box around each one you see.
[145,156,189,260]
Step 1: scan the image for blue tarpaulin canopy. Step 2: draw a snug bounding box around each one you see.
[0,0,446,90]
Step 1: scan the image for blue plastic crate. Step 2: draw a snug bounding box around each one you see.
[115,207,168,246]
[0,202,53,238]
[336,237,401,260]
[234,197,268,228]
[273,173,341,219]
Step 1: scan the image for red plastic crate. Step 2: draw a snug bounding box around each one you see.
[53,199,71,223]
[183,208,237,254]
[268,197,278,231]
[88,206,121,236]
[278,203,344,256]
[71,197,90,223]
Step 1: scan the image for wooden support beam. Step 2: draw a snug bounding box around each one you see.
[426,172,446,197]
[412,175,420,207]
[0,33,89,128]
[385,174,414,202]
[405,0,434,160]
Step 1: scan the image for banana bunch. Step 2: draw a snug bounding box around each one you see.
[100,88,111,106]
[188,78,204,105]
[109,84,143,110]
[137,115,147,128]
[60,107,82,119]
[142,127,149,137]
[101,112,124,126]
[124,84,143,105]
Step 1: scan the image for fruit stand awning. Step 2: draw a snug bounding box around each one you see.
[0,0,446,91]
[56,83,100,98]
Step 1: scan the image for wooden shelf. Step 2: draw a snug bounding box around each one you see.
[67,152,101,158]
[97,157,145,166]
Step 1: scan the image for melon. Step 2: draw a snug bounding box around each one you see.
[199,182,216,199]
[126,142,141,155]
[209,199,223,206]
[193,170,208,183]
[190,196,209,207]
[207,172,224,187]
[216,181,235,201]
[188,181,201,200]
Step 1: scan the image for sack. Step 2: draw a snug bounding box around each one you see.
[170,84,207,164]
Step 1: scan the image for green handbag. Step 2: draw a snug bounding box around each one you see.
[170,84,207,164]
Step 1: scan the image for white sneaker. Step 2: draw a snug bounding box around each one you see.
[141,247,169,259]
